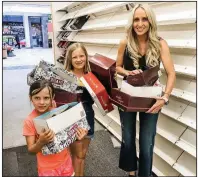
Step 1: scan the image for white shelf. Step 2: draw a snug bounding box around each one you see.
[167,39,196,49]
[94,106,187,176]
[84,44,114,59]
[154,135,183,166]
[59,2,128,22]
[66,35,196,49]
[75,2,128,19]
[155,114,187,144]
[160,63,196,77]
[58,29,80,32]
[93,105,113,127]
[162,85,196,104]
[80,11,195,31]
[70,38,120,45]
[96,106,184,168]
[108,120,122,141]
[173,152,196,176]
[138,114,193,158]
[161,97,187,121]
[178,103,196,130]
[103,104,192,159]
[107,106,121,126]
[59,11,79,22]
[95,106,181,174]
[161,101,196,130]
[152,153,180,176]
[157,10,196,25]
[176,140,196,158]
[175,128,196,157]
[137,149,180,176]
[56,2,81,12]
[136,127,183,166]
[82,19,128,31]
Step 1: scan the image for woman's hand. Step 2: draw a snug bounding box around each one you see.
[76,127,88,140]
[38,129,55,145]
[146,97,166,114]
[128,69,143,75]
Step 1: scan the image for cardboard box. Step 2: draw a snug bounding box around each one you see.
[80,72,114,116]
[89,53,117,94]
[33,102,86,134]
[110,88,156,112]
[27,60,82,94]
[126,65,160,86]
[54,89,78,107]
[120,81,162,98]
[88,53,160,112]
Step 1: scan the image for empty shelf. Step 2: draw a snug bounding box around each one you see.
[157,10,196,25]
[93,105,113,127]
[75,2,128,19]
[160,64,196,77]
[161,85,196,104]
[152,153,180,176]
[82,11,195,31]
[173,152,196,176]
[175,128,196,157]
[156,114,187,143]
[161,97,187,121]
[178,103,196,130]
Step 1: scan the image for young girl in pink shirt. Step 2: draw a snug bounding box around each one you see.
[23,80,88,176]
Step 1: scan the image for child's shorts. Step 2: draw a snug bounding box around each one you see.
[82,102,95,139]
[38,155,74,176]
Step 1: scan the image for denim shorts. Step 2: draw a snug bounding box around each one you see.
[82,102,95,140]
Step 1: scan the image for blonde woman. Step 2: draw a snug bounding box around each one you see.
[64,43,94,176]
[116,4,175,177]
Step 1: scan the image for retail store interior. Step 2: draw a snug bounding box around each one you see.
[3,2,196,177]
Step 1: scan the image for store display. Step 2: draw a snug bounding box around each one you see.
[70,15,90,30]
[60,19,73,30]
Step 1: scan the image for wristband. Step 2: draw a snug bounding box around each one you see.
[162,96,169,105]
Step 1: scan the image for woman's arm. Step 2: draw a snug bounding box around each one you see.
[147,40,176,113]
[160,39,176,99]
[116,39,129,76]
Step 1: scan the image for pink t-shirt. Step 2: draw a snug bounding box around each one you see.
[23,108,72,171]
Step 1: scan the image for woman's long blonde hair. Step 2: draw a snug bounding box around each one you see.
[126,4,161,68]
[64,43,91,73]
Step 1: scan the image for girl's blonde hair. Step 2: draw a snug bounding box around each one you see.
[126,4,161,68]
[64,43,91,73]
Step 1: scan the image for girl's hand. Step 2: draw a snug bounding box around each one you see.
[146,97,166,114]
[76,127,88,140]
[128,69,143,75]
[38,129,55,145]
